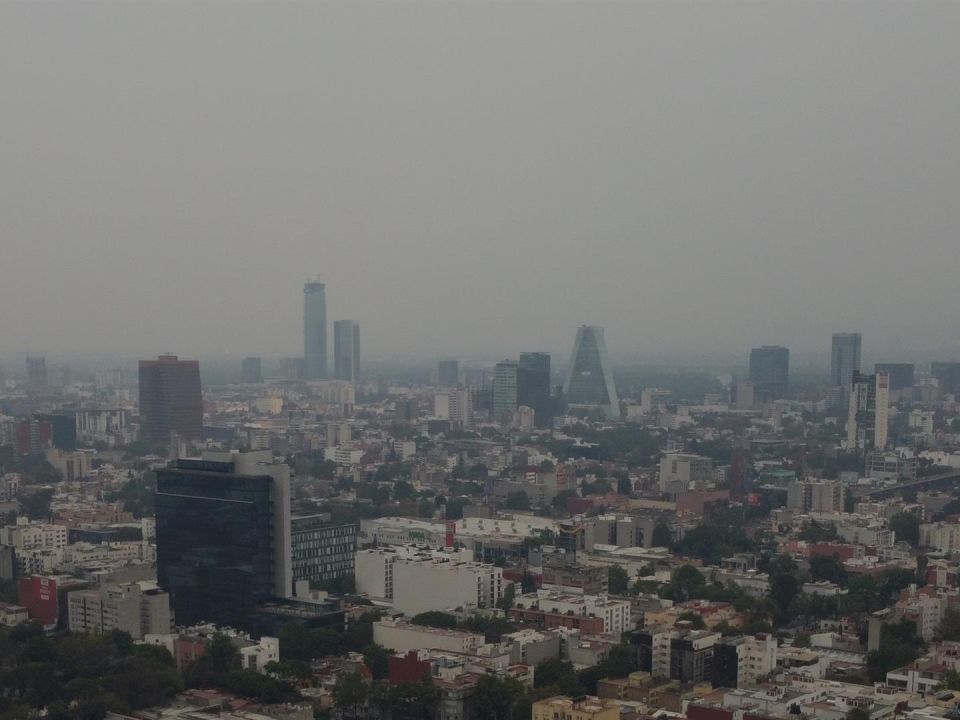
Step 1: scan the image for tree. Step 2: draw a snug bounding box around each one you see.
[332,672,371,719]
[504,491,531,511]
[652,523,673,548]
[362,645,391,681]
[468,674,525,720]
[411,611,458,630]
[866,619,925,682]
[809,555,848,585]
[937,607,960,641]
[608,565,630,595]
[798,521,838,542]
[846,709,871,720]
[16,489,54,521]
[668,565,706,601]
[520,571,538,594]
[383,681,441,720]
[497,582,516,611]
[534,659,582,696]
[890,512,920,546]
[769,573,800,623]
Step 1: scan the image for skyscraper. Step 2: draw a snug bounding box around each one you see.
[518,352,552,428]
[748,346,789,403]
[830,333,862,388]
[847,371,889,453]
[333,320,360,381]
[25,356,47,390]
[874,363,915,392]
[931,362,960,398]
[493,360,519,420]
[138,355,203,447]
[437,360,459,388]
[155,449,291,629]
[241,356,263,384]
[303,281,327,379]
[563,325,619,419]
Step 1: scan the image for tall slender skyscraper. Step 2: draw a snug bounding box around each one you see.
[847,371,889,453]
[333,320,360,381]
[518,352,552,428]
[493,360,519,420]
[830,333,862,388]
[749,346,789,403]
[303,281,327,379]
[563,326,619,419]
[138,355,203,446]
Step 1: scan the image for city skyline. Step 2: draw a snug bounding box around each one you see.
[2,3,959,360]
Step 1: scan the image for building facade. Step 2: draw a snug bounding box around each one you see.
[333,319,360,382]
[847,371,890,453]
[304,280,328,380]
[830,333,862,390]
[155,450,291,628]
[563,326,619,419]
[749,346,789,403]
[138,355,203,446]
[518,352,552,429]
[291,514,357,586]
[493,361,519,421]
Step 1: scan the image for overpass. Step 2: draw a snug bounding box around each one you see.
[852,470,960,499]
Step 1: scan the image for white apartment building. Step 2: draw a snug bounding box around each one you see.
[358,517,447,547]
[373,617,485,654]
[724,633,778,687]
[518,590,630,634]
[0,518,68,551]
[920,522,960,553]
[356,546,503,615]
[240,636,280,673]
[324,445,363,467]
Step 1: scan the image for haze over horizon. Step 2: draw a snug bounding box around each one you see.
[3,2,959,363]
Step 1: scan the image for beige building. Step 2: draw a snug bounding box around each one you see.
[373,617,485,654]
[67,581,171,639]
[532,696,618,720]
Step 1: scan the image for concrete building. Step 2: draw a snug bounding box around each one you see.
[373,617,485,654]
[920,522,960,554]
[0,518,68,552]
[712,633,778,688]
[532,696,618,720]
[640,388,672,415]
[67,581,171,639]
[513,590,629,634]
[239,636,280,673]
[659,453,713,496]
[632,627,721,683]
[847,371,890,454]
[788,478,843,514]
[291,514,356,587]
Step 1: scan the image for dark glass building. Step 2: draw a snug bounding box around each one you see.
[241,356,263,384]
[138,355,203,447]
[830,332,861,388]
[518,352,552,428]
[333,320,360,381]
[155,451,291,629]
[748,346,789,403]
[36,413,77,451]
[874,363,914,391]
[931,362,960,397]
[291,514,357,587]
[437,360,459,388]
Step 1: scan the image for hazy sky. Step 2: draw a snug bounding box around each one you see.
[2,1,959,364]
